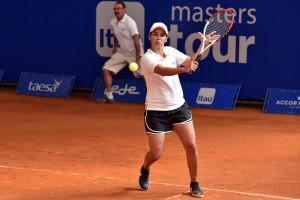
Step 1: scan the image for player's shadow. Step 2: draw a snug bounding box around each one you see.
[66,187,190,199]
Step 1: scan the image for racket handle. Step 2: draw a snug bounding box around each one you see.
[189,54,203,74]
[196,54,202,62]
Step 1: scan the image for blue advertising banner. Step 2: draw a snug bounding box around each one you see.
[92,78,240,110]
[16,72,75,98]
[0,70,3,82]
[263,88,300,115]
[91,78,146,103]
[182,83,240,110]
[0,1,299,100]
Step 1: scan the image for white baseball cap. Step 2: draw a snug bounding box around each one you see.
[149,22,168,35]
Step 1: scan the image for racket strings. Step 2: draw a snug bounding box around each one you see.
[205,12,233,38]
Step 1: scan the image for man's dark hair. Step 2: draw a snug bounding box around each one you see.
[115,1,126,8]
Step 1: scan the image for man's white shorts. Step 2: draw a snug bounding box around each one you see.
[103,49,144,77]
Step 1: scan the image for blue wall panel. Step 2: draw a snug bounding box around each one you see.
[0,0,299,100]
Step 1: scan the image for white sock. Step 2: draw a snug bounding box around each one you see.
[106,92,113,99]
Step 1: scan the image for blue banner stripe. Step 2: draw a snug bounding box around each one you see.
[92,78,240,110]
[0,70,3,82]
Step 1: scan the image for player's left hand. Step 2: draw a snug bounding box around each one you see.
[189,60,199,73]
[206,31,220,42]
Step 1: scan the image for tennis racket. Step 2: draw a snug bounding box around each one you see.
[196,9,234,62]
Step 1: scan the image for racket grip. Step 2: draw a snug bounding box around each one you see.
[196,54,202,62]
[189,55,201,74]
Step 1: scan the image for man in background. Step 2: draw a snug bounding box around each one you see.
[97,1,144,103]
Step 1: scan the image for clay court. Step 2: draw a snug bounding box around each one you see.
[0,87,299,200]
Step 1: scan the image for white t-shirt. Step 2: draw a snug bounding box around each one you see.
[110,14,143,53]
[141,46,188,111]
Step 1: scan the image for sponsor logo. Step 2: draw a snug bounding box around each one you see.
[275,97,300,107]
[105,84,140,96]
[263,89,300,114]
[28,79,63,93]
[196,88,216,105]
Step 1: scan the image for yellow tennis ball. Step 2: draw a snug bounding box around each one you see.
[129,62,138,72]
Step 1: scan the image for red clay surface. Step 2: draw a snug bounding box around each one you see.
[0,87,299,200]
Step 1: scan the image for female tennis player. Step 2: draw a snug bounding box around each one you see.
[138,22,205,198]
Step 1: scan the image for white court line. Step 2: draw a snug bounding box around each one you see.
[0,165,299,200]
[165,191,189,200]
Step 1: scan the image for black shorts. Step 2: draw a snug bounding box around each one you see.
[144,102,192,134]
